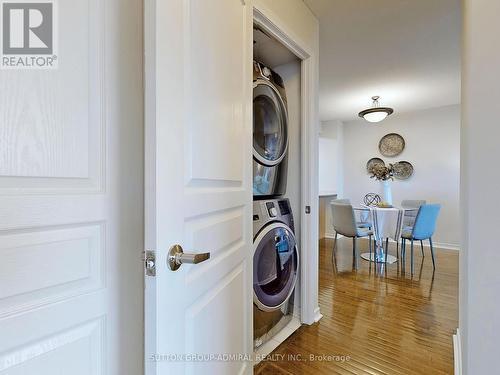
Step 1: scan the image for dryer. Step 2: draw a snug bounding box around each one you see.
[253,61,289,198]
[253,198,299,348]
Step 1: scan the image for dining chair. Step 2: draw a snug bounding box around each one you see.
[401,204,441,275]
[330,202,373,269]
[401,200,427,257]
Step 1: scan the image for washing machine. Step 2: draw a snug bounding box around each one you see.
[253,198,299,348]
[253,61,289,198]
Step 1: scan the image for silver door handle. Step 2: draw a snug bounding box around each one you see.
[168,244,210,271]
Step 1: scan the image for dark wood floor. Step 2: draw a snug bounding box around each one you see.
[254,237,458,374]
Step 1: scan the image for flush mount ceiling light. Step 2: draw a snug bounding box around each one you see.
[358,96,394,123]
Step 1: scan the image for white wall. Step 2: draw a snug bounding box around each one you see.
[318,120,343,238]
[319,120,344,196]
[342,105,460,248]
[461,1,500,373]
[255,0,319,53]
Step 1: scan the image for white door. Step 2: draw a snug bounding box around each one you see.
[0,0,143,374]
[144,0,253,374]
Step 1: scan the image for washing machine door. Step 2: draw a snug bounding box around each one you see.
[253,222,299,312]
[253,80,288,167]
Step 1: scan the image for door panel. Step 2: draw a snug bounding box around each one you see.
[0,0,143,373]
[144,0,252,374]
[0,224,103,314]
[187,0,245,182]
[0,0,103,193]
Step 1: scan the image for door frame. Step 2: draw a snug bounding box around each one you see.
[253,4,321,325]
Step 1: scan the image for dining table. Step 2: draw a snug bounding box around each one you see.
[354,205,418,264]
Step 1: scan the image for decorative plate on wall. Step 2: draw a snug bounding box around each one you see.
[366,157,385,173]
[393,161,414,180]
[379,133,405,157]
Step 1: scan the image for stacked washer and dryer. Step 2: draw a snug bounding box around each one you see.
[252,61,300,349]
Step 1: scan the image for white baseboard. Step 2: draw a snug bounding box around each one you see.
[453,328,462,375]
[387,237,460,251]
[433,241,460,251]
[390,238,460,251]
[323,233,343,240]
[313,306,322,322]
[322,235,460,251]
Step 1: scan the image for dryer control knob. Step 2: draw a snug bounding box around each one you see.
[269,207,278,217]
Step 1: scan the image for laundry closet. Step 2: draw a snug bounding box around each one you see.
[252,25,303,357]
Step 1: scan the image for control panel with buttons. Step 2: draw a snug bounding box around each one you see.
[266,202,277,217]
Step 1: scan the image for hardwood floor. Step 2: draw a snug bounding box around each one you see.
[254,237,458,374]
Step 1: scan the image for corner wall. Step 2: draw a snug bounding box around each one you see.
[461,1,500,372]
[319,120,344,197]
[319,120,343,238]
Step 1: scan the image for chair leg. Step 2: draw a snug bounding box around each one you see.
[385,238,388,265]
[401,239,406,273]
[332,232,338,259]
[396,240,399,259]
[429,237,436,270]
[352,237,358,270]
[420,240,425,257]
[369,234,372,260]
[411,239,414,276]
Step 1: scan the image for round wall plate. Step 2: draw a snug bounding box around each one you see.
[393,161,414,180]
[366,157,385,173]
[379,133,405,157]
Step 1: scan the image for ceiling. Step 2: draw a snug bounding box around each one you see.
[303,0,461,122]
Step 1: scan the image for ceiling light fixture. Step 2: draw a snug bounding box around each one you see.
[358,96,394,123]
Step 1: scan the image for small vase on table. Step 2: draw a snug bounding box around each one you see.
[382,180,393,205]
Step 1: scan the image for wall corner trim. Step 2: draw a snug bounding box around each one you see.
[313,306,323,323]
[453,328,462,375]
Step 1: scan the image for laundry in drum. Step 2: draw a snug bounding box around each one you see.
[274,234,289,253]
[275,232,293,270]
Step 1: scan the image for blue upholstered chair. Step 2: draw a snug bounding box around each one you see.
[401,204,441,275]
[400,200,427,257]
[331,202,373,269]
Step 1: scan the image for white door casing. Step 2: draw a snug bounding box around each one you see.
[0,0,143,374]
[144,0,253,374]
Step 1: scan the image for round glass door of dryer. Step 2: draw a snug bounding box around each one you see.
[253,222,299,312]
[253,80,288,167]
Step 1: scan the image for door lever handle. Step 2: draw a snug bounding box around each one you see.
[168,244,210,271]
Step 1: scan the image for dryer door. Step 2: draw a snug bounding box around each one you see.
[253,222,299,312]
[253,80,288,167]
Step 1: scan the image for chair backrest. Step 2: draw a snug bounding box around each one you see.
[412,204,441,240]
[330,203,357,237]
[401,200,427,226]
[401,200,426,208]
[333,198,351,204]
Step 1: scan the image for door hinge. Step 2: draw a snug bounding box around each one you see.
[143,250,156,276]
[305,205,311,214]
